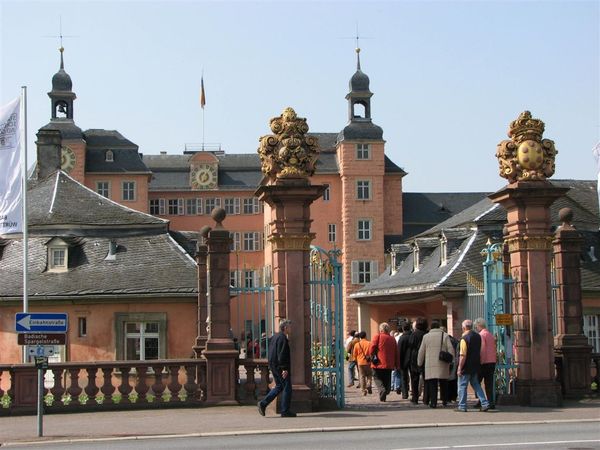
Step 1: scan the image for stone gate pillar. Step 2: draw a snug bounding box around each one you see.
[553,208,592,398]
[489,111,564,406]
[193,226,210,358]
[202,209,238,404]
[255,107,323,413]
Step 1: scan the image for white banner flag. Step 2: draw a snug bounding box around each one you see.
[0,96,22,235]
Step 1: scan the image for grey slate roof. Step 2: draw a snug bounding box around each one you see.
[84,129,138,149]
[1,171,197,299]
[0,234,197,298]
[28,171,166,230]
[353,180,600,300]
[144,133,405,190]
[338,121,383,142]
[39,120,83,140]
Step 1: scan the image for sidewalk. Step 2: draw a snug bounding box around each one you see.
[0,387,598,446]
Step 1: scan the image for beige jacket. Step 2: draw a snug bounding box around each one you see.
[417,328,455,380]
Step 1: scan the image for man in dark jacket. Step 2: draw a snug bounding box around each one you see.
[258,319,296,417]
[456,319,490,412]
[396,322,412,399]
[408,317,427,404]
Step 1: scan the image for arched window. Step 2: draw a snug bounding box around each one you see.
[55,101,68,118]
[352,102,366,119]
[105,150,114,162]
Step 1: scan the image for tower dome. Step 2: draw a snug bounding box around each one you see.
[349,48,371,93]
[50,47,73,93]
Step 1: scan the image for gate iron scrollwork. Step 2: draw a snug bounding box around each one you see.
[309,245,344,408]
[481,240,517,402]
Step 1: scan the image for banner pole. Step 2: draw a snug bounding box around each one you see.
[21,86,29,365]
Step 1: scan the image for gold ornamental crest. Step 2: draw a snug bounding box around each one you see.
[258,107,320,182]
[495,111,557,183]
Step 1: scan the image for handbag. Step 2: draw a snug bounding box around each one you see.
[371,339,380,365]
[438,332,453,364]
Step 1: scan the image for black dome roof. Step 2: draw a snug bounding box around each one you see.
[350,69,370,92]
[51,69,73,92]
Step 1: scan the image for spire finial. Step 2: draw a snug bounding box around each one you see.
[355,23,361,71]
[59,45,64,69]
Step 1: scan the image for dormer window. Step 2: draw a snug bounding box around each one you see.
[440,233,448,267]
[105,150,114,162]
[413,242,420,273]
[47,237,69,272]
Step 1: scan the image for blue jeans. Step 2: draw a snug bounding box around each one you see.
[347,361,357,384]
[458,372,489,410]
[391,369,403,391]
[261,368,292,414]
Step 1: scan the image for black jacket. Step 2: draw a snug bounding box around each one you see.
[408,329,426,372]
[268,332,290,372]
[397,331,412,369]
[461,330,481,375]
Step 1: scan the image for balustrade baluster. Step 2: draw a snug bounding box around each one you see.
[100,367,116,404]
[183,364,199,402]
[150,364,166,402]
[118,366,133,404]
[50,368,65,407]
[198,362,207,402]
[85,367,99,405]
[134,366,149,404]
[67,368,83,406]
[167,365,182,402]
[244,362,256,400]
[259,365,270,395]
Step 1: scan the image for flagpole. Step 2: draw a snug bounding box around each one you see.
[21,86,28,314]
[20,86,29,363]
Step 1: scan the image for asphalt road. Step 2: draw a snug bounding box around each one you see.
[6,422,600,450]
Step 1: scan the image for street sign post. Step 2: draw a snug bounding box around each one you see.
[18,333,66,345]
[15,313,68,333]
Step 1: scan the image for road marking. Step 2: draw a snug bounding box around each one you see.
[392,439,600,450]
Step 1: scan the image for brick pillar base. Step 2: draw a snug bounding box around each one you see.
[515,378,562,407]
[554,334,592,399]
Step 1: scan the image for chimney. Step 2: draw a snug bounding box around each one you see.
[160,151,167,155]
[35,128,62,180]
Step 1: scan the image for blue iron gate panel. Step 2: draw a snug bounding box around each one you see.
[309,246,344,408]
[481,241,516,401]
[230,268,275,359]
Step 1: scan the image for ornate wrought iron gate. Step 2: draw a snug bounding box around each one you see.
[309,245,344,408]
[481,241,516,401]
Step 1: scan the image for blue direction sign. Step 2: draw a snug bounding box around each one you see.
[16,313,68,333]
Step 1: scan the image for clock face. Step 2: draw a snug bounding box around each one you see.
[61,146,76,173]
[191,163,218,189]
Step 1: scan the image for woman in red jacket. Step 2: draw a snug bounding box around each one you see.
[369,322,400,402]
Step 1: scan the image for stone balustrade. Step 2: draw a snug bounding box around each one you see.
[0,358,273,415]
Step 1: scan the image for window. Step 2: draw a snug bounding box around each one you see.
[185,198,197,215]
[356,180,371,200]
[230,270,241,288]
[230,232,241,251]
[244,270,256,289]
[168,199,179,215]
[96,181,110,198]
[243,232,262,251]
[50,248,66,270]
[78,317,87,337]
[351,260,379,285]
[105,150,114,162]
[323,184,330,201]
[122,181,136,201]
[328,224,336,243]
[204,198,221,215]
[224,198,240,215]
[149,199,160,215]
[357,219,372,241]
[243,198,260,214]
[115,313,167,361]
[356,143,370,160]
[583,314,600,353]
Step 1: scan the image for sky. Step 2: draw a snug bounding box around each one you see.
[1,0,598,193]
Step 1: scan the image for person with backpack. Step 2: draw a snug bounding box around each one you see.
[352,331,373,396]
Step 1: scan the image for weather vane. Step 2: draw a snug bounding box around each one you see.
[43,16,79,52]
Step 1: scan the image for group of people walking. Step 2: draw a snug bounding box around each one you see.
[346,317,496,412]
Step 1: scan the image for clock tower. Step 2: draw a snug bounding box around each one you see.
[189,151,219,190]
[36,47,86,182]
